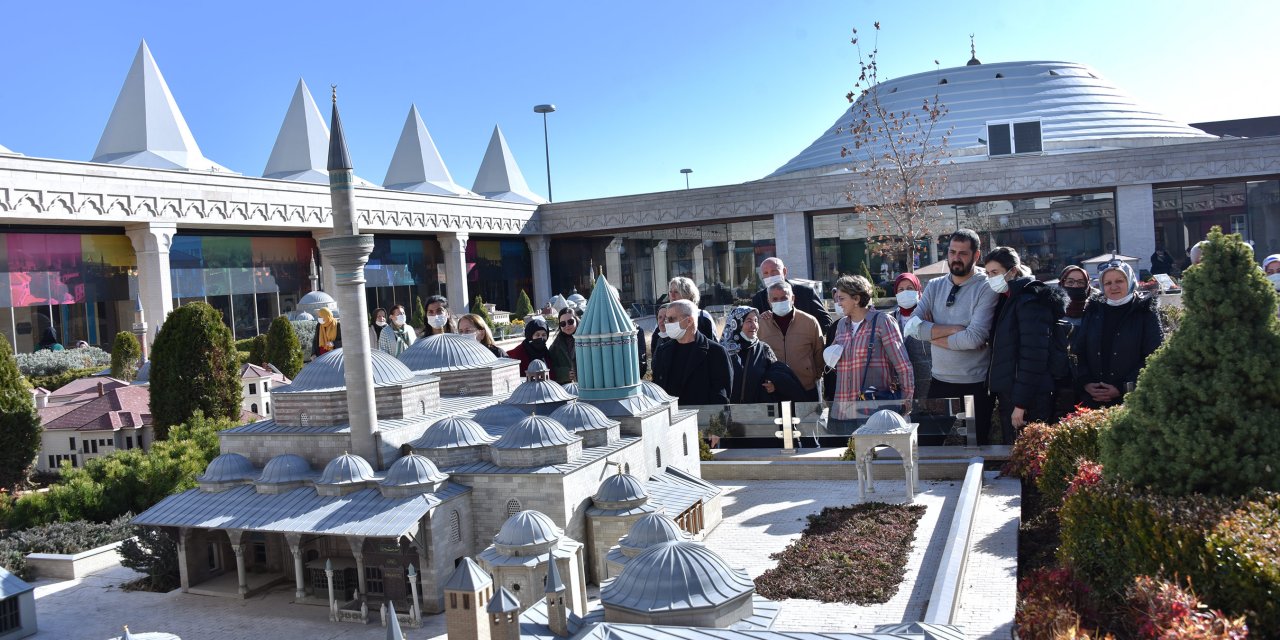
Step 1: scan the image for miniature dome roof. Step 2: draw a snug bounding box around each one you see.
[865,409,910,433]
[527,359,550,375]
[298,290,335,305]
[567,293,587,306]
[601,540,755,613]
[470,403,528,430]
[494,510,562,548]
[639,381,675,404]
[295,311,315,321]
[549,401,619,433]
[413,416,497,449]
[398,333,498,373]
[492,415,581,449]
[504,378,577,406]
[562,382,579,395]
[318,453,375,485]
[277,348,415,393]
[258,454,312,484]
[199,453,257,483]
[623,514,690,550]
[381,453,448,487]
[594,473,647,504]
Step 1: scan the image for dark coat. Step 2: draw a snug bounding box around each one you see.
[696,310,718,342]
[752,280,833,338]
[548,333,576,384]
[652,332,733,406]
[1071,293,1163,406]
[727,341,807,404]
[636,327,648,377]
[988,278,1062,410]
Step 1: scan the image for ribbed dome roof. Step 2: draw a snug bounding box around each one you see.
[199,453,257,483]
[298,291,335,305]
[623,514,690,550]
[504,379,577,406]
[318,453,375,485]
[594,473,647,504]
[549,401,619,433]
[277,348,415,393]
[398,332,498,373]
[413,416,497,449]
[865,409,910,433]
[527,359,550,376]
[639,381,675,404]
[492,415,581,449]
[381,453,448,487]
[470,403,528,430]
[258,454,312,484]
[769,60,1214,178]
[562,382,579,395]
[602,541,754,613]
[494,510,562,548]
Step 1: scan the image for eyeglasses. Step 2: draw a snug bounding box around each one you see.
[946,283,961,307]
[559,319,577,328]
[1061,278,1088,287]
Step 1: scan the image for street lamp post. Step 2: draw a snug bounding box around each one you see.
[680,168,692,189]
[533,104,556,202]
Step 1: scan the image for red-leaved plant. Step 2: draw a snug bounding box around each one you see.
[1128,575,1249,639]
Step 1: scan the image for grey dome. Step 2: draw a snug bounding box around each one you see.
[381,453,448,487]
[622,514,690,551]
[865,409,910,433]
[294,311,315,321]
[639,381,675,404]
[199,453,257,483]
[277,348,415,393]
[413,416,497,449]
[298,290,335,305]
[258,454,312,484]
[562,382,579,395]
[567,293,587,307]
[398,333,498,373]
[470,404,528,430]
[504,378,577,406]
[549,401,619,433]
[594,473,647,504]
[493,415,581,449]
[318,453,375,485]
[602,540,754,613]
[494,510,561,548]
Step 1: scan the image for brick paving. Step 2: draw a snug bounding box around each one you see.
[29,477,1018,639]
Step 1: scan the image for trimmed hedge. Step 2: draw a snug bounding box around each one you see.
[1035,406,1117,508]
[0,514,135,580]
[1206,494,1280,633]
[16,347,111,378]
[27,366,100,391]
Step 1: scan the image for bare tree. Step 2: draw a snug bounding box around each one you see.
[841,23,952,271]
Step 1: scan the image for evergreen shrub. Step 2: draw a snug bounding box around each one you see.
[290,320,316,360]
[120,527,179,592]
[26,367,99,391]
[1101,227,1280,497]
[149,302,241,439]
[265,316,303,378]
[470,295,494,329]
[1035,406,1117,508]
[110,331,142,381]
[1205,493,1280,632]
[514,289,535,319]
[16,347,111,378]
[414,296,428,334]
[0,340,41,492]
[247,334,269,367]
[0,514,135,579]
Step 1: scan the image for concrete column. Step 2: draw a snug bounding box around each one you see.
[311,230,338,296]
[125,222,177,344]
[227,529,248,595]
[177,528,191,592]
[286,533,305,599]
[526,235,553,308]
[653,240,669,300]
[604,237,624,285]
[724,241,737,290]
[691,243,706,288]
[772,211,811,279]
[1116,184,1156,272]
[347,536,367,596]
[439,232,470,312]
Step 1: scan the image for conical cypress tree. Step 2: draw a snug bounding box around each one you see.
[1100,227,1280,496]
[514,289,534,319]
[264,316,303,379]
[110,331,142,381]
[470,295,494,329]
[0,339,42,492]
[414,295,428,334]
[150,303,242,439]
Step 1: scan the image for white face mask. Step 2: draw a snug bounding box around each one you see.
[467,332,483,341]
[1106,293,1134,307]
[664,321,687,341]
[428,314,448,329]
[375,318,387,326]
[770,299,793,316]
[822,344,844,369]
[896,290,918,308]
[1268,272,1280,291]
[393,314,406,325]
[762,274,784,288]
[657,327,667,339]
[987,273,1010,294]
[316,317,326,325]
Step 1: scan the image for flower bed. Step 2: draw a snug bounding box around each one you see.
[0,514,135,580]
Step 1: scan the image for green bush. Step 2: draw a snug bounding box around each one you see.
[1102,228,1280,497]
[514,289,535,319]
[470,295,495,330]
[265,316,303,378]
[120,527,179,592]
[15,347,111,378]
[1035,406,1118,508]
[291,320,316,360]
[110,331,142,381]
[414,296,428,334]
[26,366,99,391]
[233,336,257,353]
[150,302,242,439]
[0,514,135,579]
[0,340,41,492]
[1206,493,1280,632]
[1156,304,1184,338]
[246,334,269,367]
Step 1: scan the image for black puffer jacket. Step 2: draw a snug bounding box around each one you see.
[727,340,806,404]
[1071,293,1162,406]
[988,278,1063,409]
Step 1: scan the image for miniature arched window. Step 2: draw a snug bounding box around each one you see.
[299,413,310,426]
[450,510,462,543]
[682,433,688,456]
[655,447,662,468]
[251,403,259,414]
[265,402,270,415]
[506,499,521,516]
[624,463,631,475]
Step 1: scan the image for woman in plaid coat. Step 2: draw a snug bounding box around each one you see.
[829,275,914,423]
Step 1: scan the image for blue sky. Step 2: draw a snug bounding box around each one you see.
[2,1,1276,201]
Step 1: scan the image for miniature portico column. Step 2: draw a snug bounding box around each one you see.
[439,232,470,313]
[772,211,811,280]
[285,533,305,599]
[325,559,337,620]
[311,230,339,295]
[527,235,552,308]
[227,529,248,595]
[318,90,380,465]
[125,221,176,344]
[176,527,191,591]
[346,536,367,596]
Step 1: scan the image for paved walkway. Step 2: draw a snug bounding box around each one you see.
[29,477,1018,639]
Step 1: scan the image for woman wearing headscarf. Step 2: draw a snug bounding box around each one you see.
[378,304,416,357]
[548,308,579,383]
[1058,265,1095,329]
[1263,254,1280,321]
[313,307,342,356]
[889,272,932,401]
[720,306,787,404]
[506,317,551,376]
[36,325,63,351]
[1071,261,1163,408]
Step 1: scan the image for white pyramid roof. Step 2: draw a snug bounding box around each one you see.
[92,41,230,173]
[262,79,375,186]
[471,125,546,204]
[0,143,14,155]
[383,105,474,196]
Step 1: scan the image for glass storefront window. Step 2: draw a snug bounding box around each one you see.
[1154,181,1279,272]
[366,236,445,321]
[468,238,532,312]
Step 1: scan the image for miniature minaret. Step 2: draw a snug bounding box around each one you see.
[318,87,380,465]
[545,554,569,637]
[385,600,405,640]
[308,250,320,292]
[576,274,643,407]
[487,586,522,640]
[444,558,493,640]
[131,298,149,361]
